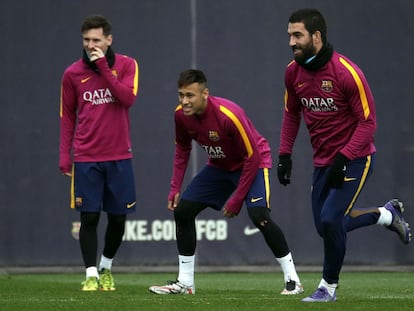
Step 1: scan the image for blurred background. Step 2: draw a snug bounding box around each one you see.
[1,0,413,269]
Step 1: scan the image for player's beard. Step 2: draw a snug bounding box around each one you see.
[293,41,317,65]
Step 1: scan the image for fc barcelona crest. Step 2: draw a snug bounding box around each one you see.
[71,221,81,240]
[75,197,83,207]
[321,80,333,92]
[209,130,220,141]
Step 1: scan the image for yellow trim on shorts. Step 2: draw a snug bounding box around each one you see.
[345,155,371,215]
[70,165,75,209]
[264,168,271,209]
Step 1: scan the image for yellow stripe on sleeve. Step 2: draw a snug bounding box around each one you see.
[339,57,370,119]
[59,84,63,118]
[133,60,139,96]
[284,89,289,112]
[219,105,253,157]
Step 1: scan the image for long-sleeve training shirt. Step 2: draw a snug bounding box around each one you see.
[170,96,272,213]
[279,51,376,167]
[59,54,139,173]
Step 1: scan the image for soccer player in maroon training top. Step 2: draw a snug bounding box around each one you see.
[277,9,411,302]
[59,15,139,291]
[149,69,303,295]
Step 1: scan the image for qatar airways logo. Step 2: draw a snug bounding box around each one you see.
[301,97,337,112]
[200,144,226,159]
[83,88,116,105]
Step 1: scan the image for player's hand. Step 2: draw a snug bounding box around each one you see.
[89,47,105,62]
[168,192,180,211]
[277,154,292,186]
[223,200,241,218]
[223,207,237,218]
[326,153,349,188]
[63,172,72,177]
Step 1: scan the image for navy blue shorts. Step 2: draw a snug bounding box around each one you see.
[71,159,136,215]
[181,165,271,210]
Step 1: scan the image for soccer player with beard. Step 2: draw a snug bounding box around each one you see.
[59,15,139,291]
[277,8,411,302]
[149,69,303,295]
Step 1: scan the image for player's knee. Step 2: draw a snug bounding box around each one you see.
[247,206,271,228]
[174,200,191,222]
[320,216,342,238]
[107,214,126,230]
[174,199,204,223]
[321,216,337,231]
[80,212,100,229]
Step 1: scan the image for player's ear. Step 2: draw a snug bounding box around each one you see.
[202,87,209,99]
[312,31,321,43]
[106,34,113,46]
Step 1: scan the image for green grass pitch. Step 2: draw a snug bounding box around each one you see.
[0,271,413,310]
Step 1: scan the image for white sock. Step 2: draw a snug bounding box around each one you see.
[86,266,99,279]
[319,278,337,296]
[177,255,195,286]
[99,255,113,271]
[276,252,300,283]
[377,207,392,226]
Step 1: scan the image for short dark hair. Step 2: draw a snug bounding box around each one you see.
[81,15,112,36]
[178,69,207,88]
[289,9,327,44]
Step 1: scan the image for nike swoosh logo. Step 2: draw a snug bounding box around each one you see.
[344,177,357,182]
[250,197,263,203]
[298,82,306,88]
[81,76,92,83]
[244,226,260,236]
[127,202,136,208]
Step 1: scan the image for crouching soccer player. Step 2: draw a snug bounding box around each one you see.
[149,69,304,295]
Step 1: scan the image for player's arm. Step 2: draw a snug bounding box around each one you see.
[59,72,77,175]
[277,73,302,186]
[338,58,376,160]
[222,110,261,216]
[279,74,302,156]
[168,112,192,210]
[95,50,139,108]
